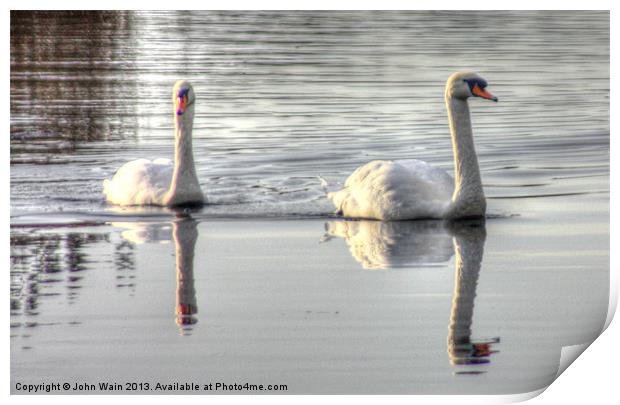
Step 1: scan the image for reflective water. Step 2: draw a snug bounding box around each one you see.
[11,10,609,218]
[10,11,609,394]
[10,215,608,394]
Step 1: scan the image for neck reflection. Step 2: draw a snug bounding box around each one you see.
[111,214,199,335]
[173,216,198,333]
[445,220,498,373]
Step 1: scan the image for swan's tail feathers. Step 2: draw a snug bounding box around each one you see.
[103,179,111,198]
[318,175,330,195]
[318,176,345,216]
[318,175,342,195]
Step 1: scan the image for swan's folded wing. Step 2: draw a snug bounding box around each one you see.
[394,159,454,197]
[328,159,455,220]
[103,159,173,206]
[328,160,395,219]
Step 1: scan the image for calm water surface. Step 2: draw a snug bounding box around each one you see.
[10,11,609,394]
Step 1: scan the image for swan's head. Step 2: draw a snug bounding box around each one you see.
[446,72,498,102]
[173,80,196,116]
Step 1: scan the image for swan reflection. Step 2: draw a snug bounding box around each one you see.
[324,218,499,372]
[323,220,453,269]
[172,217,198,331]
[111,221,173,245]
[111,215,199,335]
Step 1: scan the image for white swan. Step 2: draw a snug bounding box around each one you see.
[326,72,497,220]
[103,80,205,206]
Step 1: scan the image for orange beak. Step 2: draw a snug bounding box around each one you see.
[472,84,498,102]
[177,94,188,115]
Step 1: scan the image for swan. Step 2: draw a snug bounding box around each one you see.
[103,80,205,206]
[325,72,497,220]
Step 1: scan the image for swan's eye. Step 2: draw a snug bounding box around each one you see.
[177,92,189,115]
[464,78,489,91]
[178,88,190,99]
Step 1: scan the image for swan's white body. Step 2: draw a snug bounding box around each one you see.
[103,81,204,206]
[327,159,454,220]
[104,158,175,206]
[327,72,496,220]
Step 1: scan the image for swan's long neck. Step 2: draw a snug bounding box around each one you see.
[165,106,204,205]
[445,96,486,218]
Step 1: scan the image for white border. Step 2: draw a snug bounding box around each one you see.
[4,2,616,404]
